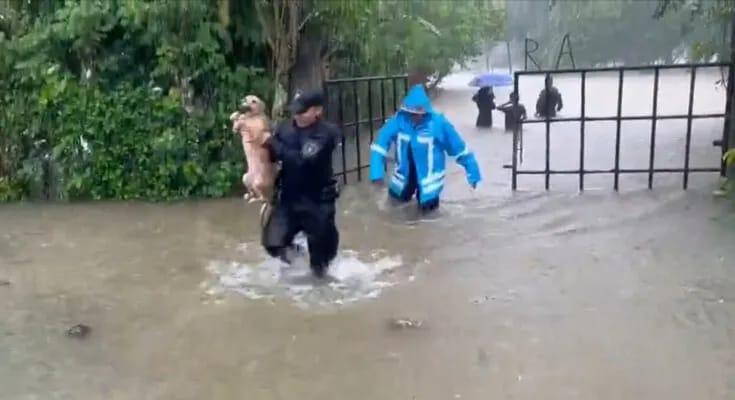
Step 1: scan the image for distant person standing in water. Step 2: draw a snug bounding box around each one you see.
[498,91,527,134]
[472,86,495,128]
[535,75,563,118]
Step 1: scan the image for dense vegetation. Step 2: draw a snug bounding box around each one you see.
[0,0,505,201]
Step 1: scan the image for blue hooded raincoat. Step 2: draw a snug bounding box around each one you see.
[369,85,482,205]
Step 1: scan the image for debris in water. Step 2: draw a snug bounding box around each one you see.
[66,324,91,339]
[389,318,423,330]
[0,280,10,287]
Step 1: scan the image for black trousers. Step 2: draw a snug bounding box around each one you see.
[475,109,493,128]
[389,146,439,213]
[261,197,339,277]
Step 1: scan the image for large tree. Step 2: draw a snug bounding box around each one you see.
[254,0,506,116]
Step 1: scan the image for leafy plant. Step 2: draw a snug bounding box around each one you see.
[0,0,270,201]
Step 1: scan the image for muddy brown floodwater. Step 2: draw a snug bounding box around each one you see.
[2,70,735,400]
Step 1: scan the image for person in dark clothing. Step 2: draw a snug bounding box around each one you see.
[498,91,527,134]
[261,90,341,278]
[535,75,563,118]
[472,86,495,128]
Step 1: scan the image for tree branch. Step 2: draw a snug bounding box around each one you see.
[298,11,315,32]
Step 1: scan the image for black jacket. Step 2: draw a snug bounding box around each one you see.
[266,118,341,203]
[535,87,563,118]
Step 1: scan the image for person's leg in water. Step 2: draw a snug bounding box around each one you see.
[417,195,439,214]
[387,145,440,213]
[408,146,440,214]
[261,204,304,264]
[389,145,419,203]
[298,200,339,278]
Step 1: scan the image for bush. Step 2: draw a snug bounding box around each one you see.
[1,69,271,201]
[0,0,272,202]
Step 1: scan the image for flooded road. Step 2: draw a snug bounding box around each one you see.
[2,70,735,399]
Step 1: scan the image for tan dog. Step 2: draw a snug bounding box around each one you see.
[230,95,276,204]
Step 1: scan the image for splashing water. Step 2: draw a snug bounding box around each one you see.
[204,235,409,310]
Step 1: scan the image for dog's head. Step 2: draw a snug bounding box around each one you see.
[238,95,266,116]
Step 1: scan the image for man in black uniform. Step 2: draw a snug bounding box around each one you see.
[261,90,341,278]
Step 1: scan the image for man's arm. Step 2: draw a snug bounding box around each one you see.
[265,122,307,166]
[440,115,482,187]
[267,125,337,167]
[556,89,563,111]
[369,116,400,182]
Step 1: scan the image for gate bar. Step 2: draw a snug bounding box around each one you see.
[614,69,624,191]
[544,73,551,190]
[648,67,660,189]
[683,67,697,189]
[512,72,519,190]
[337,83,348,184]
[514,167,720,175]
[515,62,727,75]
[367,81,375,143]
[325,74,408,83]
[352,81,362,181]
[523,113,724,123]
[722,64,734,176]
[579,71,586,191]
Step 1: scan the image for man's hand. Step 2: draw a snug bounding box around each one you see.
[468,178,481,191]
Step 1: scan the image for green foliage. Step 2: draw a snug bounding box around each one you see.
[722,149,735,198]
[654,0,733,62]
[335,0,505,82]
[1,0,270,201]
[725,149,735,167]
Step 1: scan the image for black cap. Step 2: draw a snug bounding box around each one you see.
[288,90,325,114]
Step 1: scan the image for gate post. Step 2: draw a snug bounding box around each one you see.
[728,12,735,179]
[727,65,735,179]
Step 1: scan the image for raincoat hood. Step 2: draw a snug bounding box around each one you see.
[399,84,434,115]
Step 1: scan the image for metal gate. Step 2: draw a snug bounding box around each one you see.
[507,62,733,191]
[323,75,408,184]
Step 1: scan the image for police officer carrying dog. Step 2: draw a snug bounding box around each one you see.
[261,90,341,278]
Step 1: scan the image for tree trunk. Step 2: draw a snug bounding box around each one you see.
[289,33,327,96]
[254,0,304,119]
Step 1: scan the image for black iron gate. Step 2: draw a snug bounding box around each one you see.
[507,62,732,191]
[323,75,408,184]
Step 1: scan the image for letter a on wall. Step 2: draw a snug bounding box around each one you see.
[554,34,576,69]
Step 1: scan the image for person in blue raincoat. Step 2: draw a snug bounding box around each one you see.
[369,84,482,212]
